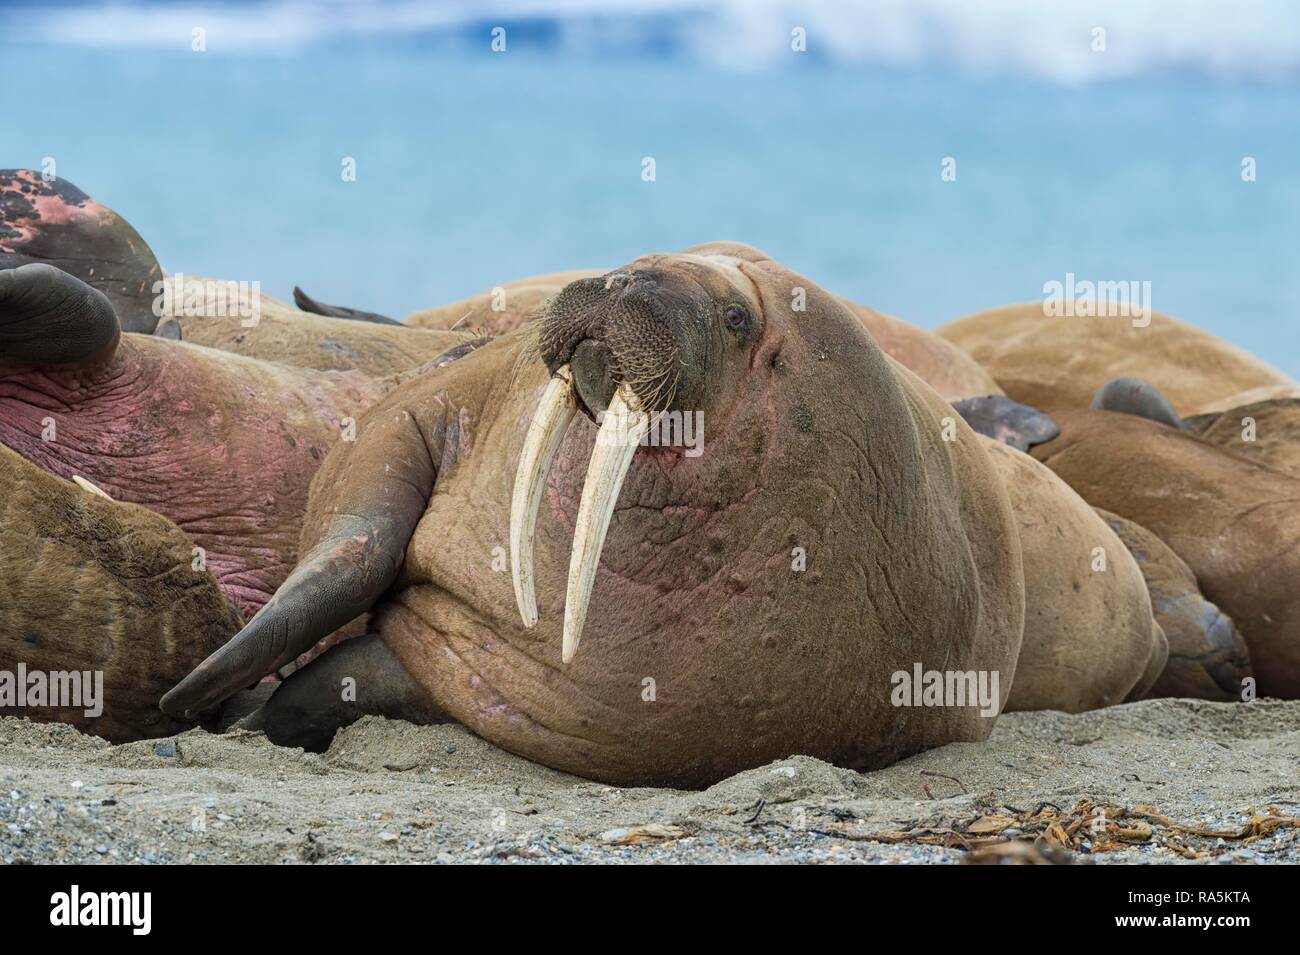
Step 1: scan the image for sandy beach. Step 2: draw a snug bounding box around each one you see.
[2,698,1296,865]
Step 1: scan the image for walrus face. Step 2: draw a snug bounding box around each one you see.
[514,253,767,662]
[536,258,756,419]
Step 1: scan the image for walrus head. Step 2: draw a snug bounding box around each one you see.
[511,252,771,659]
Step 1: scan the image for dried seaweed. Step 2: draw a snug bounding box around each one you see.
[817,799,1299,864]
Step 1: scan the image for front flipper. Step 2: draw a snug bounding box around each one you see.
[0,263,121,367]
[951,394,1059,452]
[160,401,440,720]
[293,286,403,325]
[236,633,447,750]
[1090,376,1184,429]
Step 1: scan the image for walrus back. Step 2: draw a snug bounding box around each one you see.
[0,444,243,741]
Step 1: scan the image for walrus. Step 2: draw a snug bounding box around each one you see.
[164,246,1033,786]
[937,301,1300,414]
[400,243,1002,403]
[1027,393,1300,697]
[979,439,1167,712]
[164,248,1167,787]
[0,443,243,741]
[0,262,387,616]
[1094,509,1252,701]
[1182,398,1300,478]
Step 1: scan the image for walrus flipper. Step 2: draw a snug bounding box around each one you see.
[0,263,121,366]
[1,169,163,333]
[292,286,403,325]
[1091,377,1184,429]
[236,634,447,750]
[951,395,1059,452]
[161,407,440,720]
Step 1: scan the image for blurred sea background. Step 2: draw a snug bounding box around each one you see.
[3,0,1298,372]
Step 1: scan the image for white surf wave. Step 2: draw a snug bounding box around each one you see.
[4,0,1298,82]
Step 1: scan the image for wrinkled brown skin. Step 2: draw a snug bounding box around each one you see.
[406,243,1001,402]
[163,277,470,377]
[0,443,243,741]
[840,303,1000,402]
[1031,409,1300,697]
[168,249,1030,788]
[0,265,389,616]
[938,302,1299,415]
[979,440,1166,712]
[406,272,594,337]
[1095,509,1252,701]
[1183,399,1300,478]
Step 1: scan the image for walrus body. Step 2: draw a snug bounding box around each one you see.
[1095,509,1252,700]
[0,263,387,615]
[1032,408,1300,697]
[1183,398,1300,478]
[979,439,1166,712]
[406,271,596,337]
[166,248,1034,787]
[938,302,1299,414]
[161,276,469,377]
[0,443,242,740]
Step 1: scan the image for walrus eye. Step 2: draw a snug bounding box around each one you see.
[723,305,751,333]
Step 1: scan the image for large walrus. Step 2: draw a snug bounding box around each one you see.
[938,301,1300,414]
[0,443,243,740]
[163,248,1160,787]
[399,243,1001,403]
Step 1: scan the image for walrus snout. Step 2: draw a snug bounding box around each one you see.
[540,267,694,415]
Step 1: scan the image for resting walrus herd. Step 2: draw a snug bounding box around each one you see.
[2,168,1298,787]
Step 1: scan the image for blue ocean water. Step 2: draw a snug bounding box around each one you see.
[4,38,1299,373]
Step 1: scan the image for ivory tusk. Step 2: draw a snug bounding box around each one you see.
[509,367,576,628]
[561,383,649,663]
[72,475,113,501]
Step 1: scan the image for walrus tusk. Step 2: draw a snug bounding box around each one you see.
[562,383,649,663]
[72,475,113,501]
[510,366,576,627]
